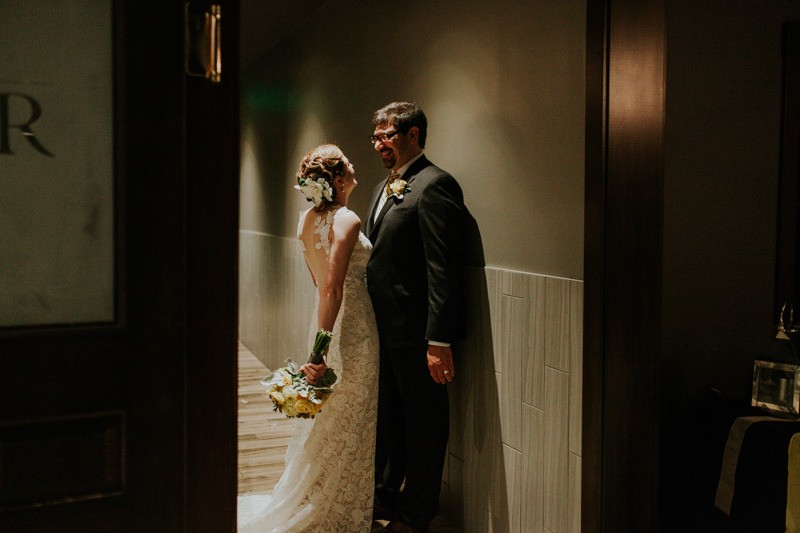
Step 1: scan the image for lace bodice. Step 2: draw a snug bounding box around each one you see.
[238,206,379,533]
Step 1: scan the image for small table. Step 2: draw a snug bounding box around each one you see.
[715,415,800,532]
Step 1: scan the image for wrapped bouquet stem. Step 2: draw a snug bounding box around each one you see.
[306,328,332,364]
[261,329,337,419]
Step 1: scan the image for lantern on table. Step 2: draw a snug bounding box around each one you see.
[752,304,800,417]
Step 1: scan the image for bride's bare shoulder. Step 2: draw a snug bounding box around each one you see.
[335,206,362,226]
[332,208,362,240]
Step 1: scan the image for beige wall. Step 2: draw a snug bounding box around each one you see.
[240,0,585,278]
[239,1,586,531]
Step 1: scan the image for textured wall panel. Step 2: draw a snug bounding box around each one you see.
[239,231,314,370]
[543,368,570,532]
[568,281,584,456]
[569,453,582,532]
[524,275,547,409]
[498,295,524,450]
[521,402,545,533]
[545,277,572,373]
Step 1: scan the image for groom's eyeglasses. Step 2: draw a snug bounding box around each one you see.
[369,130,400,144]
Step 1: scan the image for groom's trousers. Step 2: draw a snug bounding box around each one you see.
[375,342,449,528]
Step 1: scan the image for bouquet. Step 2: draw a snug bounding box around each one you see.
[261,330,338,419]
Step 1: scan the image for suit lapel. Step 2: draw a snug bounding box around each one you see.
[367,156,431,241]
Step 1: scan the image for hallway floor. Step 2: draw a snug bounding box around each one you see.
[237,342,459,532]
[237,342,295,494]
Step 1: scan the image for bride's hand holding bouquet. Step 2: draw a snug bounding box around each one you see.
[261,329,338,419]
[299,328,332,384]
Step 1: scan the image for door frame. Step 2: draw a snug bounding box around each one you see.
[583,0,666,530]
[184,0,240,530]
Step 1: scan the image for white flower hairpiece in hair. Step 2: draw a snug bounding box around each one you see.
[295,175,334,208]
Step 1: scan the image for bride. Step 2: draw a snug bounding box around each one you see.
[238,144,380,532]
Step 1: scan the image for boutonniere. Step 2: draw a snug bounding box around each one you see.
[388,178,411,200]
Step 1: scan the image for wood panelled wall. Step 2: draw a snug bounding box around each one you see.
[239,230,314,371]
[445,267,583,533]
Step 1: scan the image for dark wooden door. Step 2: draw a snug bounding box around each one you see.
[0,2,239,531]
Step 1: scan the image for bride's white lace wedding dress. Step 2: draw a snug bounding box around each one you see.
[238,206,379,533]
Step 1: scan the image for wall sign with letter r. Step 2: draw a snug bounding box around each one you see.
[0,92,54,157]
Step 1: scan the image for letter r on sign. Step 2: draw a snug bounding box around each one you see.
[0,93,55,157]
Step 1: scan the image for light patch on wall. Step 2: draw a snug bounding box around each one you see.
[287,82,327,165]
[395,8,585,279]
[413,31,508,203]
[238,0,585,279]
[415,30,498,149]
[411,31,536,271]
[284,107,326,230]
[291,109,325,164]
[240,123,264,231]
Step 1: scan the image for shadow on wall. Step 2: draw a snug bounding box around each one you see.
[462,209,485,270]
[445,210,512,530]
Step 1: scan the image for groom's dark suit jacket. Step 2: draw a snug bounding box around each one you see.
[365,155,465,352]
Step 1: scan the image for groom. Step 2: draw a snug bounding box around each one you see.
[365,101,465,533]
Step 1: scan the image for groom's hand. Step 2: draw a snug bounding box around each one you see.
[427,345,455,384]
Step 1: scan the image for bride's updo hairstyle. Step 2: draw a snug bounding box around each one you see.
[295,144,346,210]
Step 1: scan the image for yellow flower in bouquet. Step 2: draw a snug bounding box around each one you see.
[268,390,285,404]
[261,330,337,419]
[294,397,317,415]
